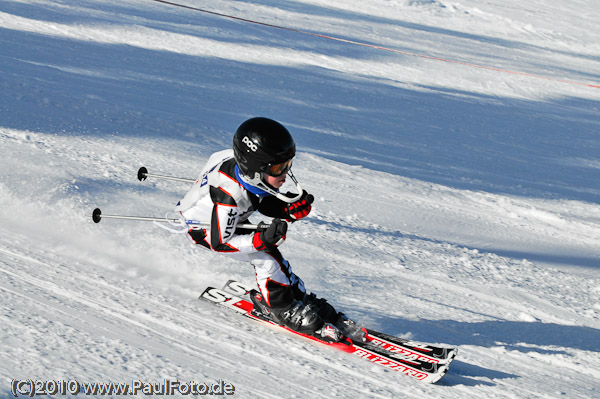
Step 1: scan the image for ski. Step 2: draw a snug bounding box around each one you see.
[200,281,457,384]
[221,280,457,365]
[365,329,458,365]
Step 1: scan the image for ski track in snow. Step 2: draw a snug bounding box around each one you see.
[1,0,600,398]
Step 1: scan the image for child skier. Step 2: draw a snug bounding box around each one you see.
[176,117,358,342]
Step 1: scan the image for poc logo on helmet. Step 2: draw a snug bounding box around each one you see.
[242,136,258,152]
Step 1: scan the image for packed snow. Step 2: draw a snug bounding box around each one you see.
[1,0,599,397]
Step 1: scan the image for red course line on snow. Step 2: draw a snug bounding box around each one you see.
[150,0,600,89]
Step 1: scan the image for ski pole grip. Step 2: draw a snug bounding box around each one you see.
[255,221,271,231]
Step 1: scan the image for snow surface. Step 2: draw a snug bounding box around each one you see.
[1,0,599,397]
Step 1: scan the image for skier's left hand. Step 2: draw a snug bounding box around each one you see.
[253,218,288,251]
[286,190,314,221]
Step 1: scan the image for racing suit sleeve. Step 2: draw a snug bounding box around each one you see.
[257,195,288,219]
[258,191,313,221]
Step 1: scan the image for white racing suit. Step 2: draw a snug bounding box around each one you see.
[176,149,306,308]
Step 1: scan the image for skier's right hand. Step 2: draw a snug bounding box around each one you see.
[253,218,287,251]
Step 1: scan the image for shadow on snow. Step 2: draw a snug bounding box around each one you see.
[1,1,599,207]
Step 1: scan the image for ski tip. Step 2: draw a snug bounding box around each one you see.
[429,349,458,384]
[92,208,102,223]
[137,166,148,181]
[431,363,452,384]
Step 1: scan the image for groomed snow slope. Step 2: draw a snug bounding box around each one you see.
[1,0,599,397]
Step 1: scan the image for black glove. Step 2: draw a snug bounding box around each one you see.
[286,190,314,221]
[253,218,288,251]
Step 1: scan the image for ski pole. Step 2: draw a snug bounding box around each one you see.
[91,208,268,230]
[137,166,195,183]
[137,166,307,204]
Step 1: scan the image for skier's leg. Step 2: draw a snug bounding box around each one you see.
[250,250,336,335]
[256,250,338,325]
[250,250,363,340]
[223,249,344,340]
[250,249,300,307]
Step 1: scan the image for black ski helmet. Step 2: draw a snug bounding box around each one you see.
[233,117,296,182]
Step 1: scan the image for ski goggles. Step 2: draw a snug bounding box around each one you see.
[267,159,293,177]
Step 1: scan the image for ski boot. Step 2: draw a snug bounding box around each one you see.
[315,323,344,343]
[249,289,274,321]
[335,313,367,342]
[293,293,364,342]
[250,290,343,342]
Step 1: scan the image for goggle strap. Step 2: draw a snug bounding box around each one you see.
[238,170,303,204]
